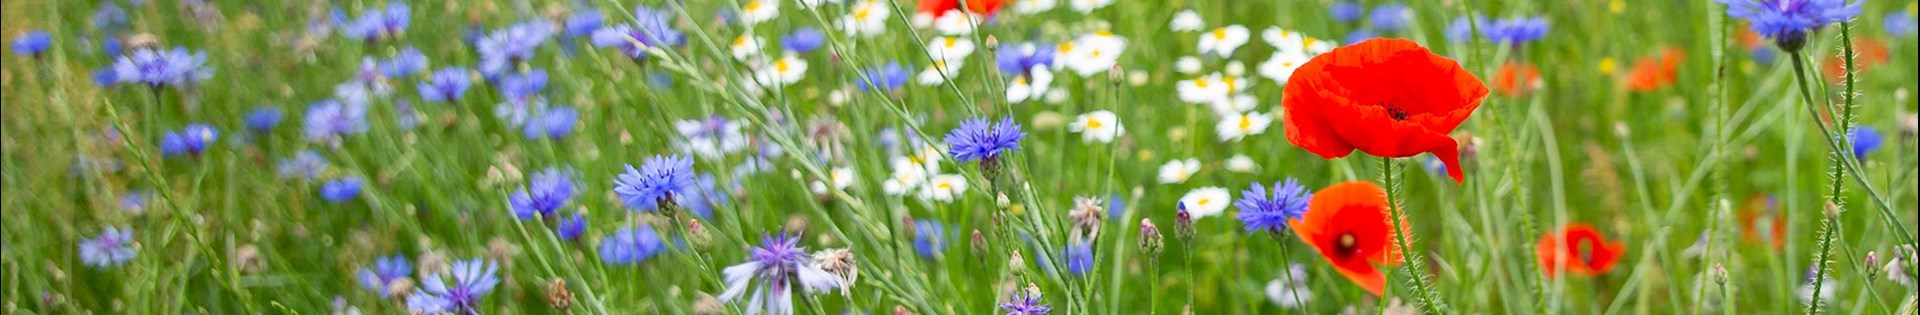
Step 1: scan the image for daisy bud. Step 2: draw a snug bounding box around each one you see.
[1140,219,1165,258]
[687,219,713,253]
[1866,251,1881,282]
[1174,203,1196,243]
[546,278,574,310]
[1008,250,1027,277]
[1712,263,1729,285]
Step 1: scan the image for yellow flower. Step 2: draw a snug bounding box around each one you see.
[1598,58,1619,76]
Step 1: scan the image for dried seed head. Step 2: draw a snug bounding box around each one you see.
[813,248,859,296]
[235,244,265,274]
[546,278,574,310]
[691,293,724,315]
[1069,196,1105,238]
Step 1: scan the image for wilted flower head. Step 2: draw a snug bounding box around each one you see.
[80,227,136,268]
[812,248,859,296]
[1069,196,1105,238]
[599,225,665,265]
[614,154,695,211]
[407,259,501,314]
[719,234,844,315]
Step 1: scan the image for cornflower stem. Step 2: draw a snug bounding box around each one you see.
[1787,39,1851,314]
[1783,46,1920,263]
[1273,232,1304,310]
[1380,156,1444,313]
[1147,258,1159,315]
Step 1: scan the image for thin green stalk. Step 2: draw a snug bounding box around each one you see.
[1380,157,1445,313]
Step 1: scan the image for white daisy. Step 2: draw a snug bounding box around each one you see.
[1069,0,1114,13]
[1264,265,1313,308]
[1197,25,1251,57]
[1257,50,1312,85]
[1215,111,1272,142]
[1224,60,1246,77]
[1264,27,1336,55]
[1225,154,1257,173]
[839,1,892,37]
[919,174,969,202]
[752,55,810,87]
[932,11,980,35]
[828,167,856,190]
[1207,93,1257,117]
[797,0,843,9]
[1169,10,1204,32]
[1156,158,1202,184]
[916,60,965,85]
[1015,0,1057,14]
[739,0,781,25]
[1069,110,1124,143]
[731,34,766,60]
[1175,73,1232,104]
[1060,31,1126,77]
[1006,67,1054,103]
[1174,56,1203,74]
[1178,187,1232,219]
[926,36,975,62]
[882,157,929,196]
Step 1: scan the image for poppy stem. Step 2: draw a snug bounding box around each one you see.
[1379,156,1445,313]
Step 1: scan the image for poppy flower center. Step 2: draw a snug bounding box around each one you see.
[1335,233,1359,256]
[1378,103,1411,121]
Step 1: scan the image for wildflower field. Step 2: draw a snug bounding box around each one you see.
[4,0,1919,313]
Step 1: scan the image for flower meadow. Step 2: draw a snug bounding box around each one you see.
[4,0,1919,313]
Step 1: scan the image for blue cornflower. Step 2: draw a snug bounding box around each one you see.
[996,42,1056,75]
[719,234,843,315]
[1366,3,1411,31]
[614,154,696,211]
[913,220,949,259]
[1330,2,1365,23]
[92,67,118,87]
[119,189,151,214]
[557,213,588,241]
[357,254,412,297]
[1720,0,1861,51]
[1233,178,1311,234]
[522,106,578,140]
[1847,126,1883,161]
[999,289,1053,315]
[510,168,577,220]
[92,4,130,32]
[101,36,122,57]
[277,150,329,179]
[244,106,282,133]
[407,259,500,315]
[476,20,555,76]
[418,67,472,103]
[336,2,409,42]
[303,99,369,143]
[1886,12,1917,36]
[566,9,606,38]
[1483,16,1550,46]
[944,116,1026,163]
[497,68,548,101]
[1107,194,1126,219]
[599,225,666,265]
[1344,29,1379,46]
[160,124,218,157]
[1446,16,1477,42]
[781,27,826,53]
[675,173,728,219]
[1064,239,1093,275]
[382,47,429,78]
[320,177,364,203]
[12,31,52,57]
[590,5,684,59]
[858,62,911,92]
[113,47,211,89]
[80,227,136,268]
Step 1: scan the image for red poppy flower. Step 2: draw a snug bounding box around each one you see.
[1282,38,1489,184]
[1738,194,1786,250]
[917,0,1005,17]
[1491,61,1540,97]
[1823,38,1888,83]
[1290,181,1404,296]
[1624,46,1684,93]
[1535,224,1625,278]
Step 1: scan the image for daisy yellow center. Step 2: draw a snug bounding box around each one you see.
[1057,42,1075,53]
[1194,78,1211,88]
[1089,49,1103,58]
[1014,76,1028,84]
[775,60,791,72]
[943,37,959,47]
[734,36,749,46]
[1223,77,1238,90]
[745,1,763,11]
[1211,28,1228,40]
[1237,115,1252,131]
[1597,58,1618,75]
[1095,30,1113,37]
[937,181,953,190]
[1302,37,1318,48]
[1196,197,1211,206]
[854,6,872,19]
[1085,117,1102,129]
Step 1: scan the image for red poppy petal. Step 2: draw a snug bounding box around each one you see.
[1332,259,1388,296]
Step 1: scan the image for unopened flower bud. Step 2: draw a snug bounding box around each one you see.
[894,305,911,315]
[1712,263,1729,285]
[1140,219,1165,258]
[1008,250,1027,277]
[1174,203,1196,243]
[687,219,713,253]
[691,293,724,315]
[1866,251,1881,282]
[971,229,988,256]
[1823,201,1841,220]
[996,193,1012,208]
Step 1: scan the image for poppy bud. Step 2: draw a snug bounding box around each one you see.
[1174,203,1196,243]
[1140,219,1165,259]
